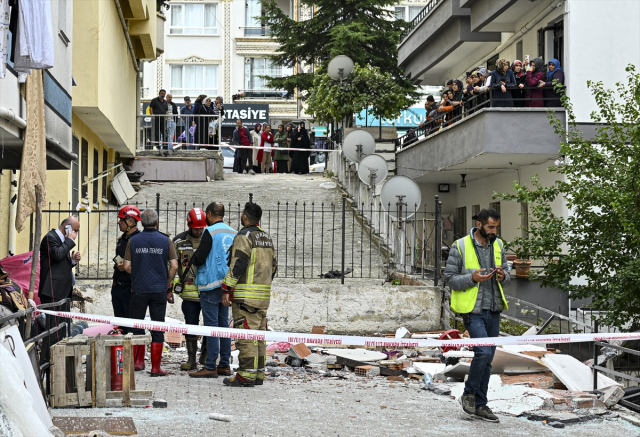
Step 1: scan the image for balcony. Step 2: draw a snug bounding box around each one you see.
[460,0,555,32]
[398,0,500,85]
[395,92,565,184]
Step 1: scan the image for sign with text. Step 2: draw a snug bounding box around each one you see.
[355,107,426,127]
[221,104,269,127]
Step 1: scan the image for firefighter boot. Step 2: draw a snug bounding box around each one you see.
[150,342,167,377]
[180,339,198,371]
[134,345,146,371]
[223,373,255,387]
[198,337,208,366]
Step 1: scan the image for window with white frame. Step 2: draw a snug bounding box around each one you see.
[170,64,219,97]
[170,3,218,35]
[244,58,292,91]
[395,5,425,22]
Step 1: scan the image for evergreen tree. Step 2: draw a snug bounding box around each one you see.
[261,0,417,98]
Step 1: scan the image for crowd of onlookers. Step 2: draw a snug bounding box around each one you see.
[412,57,565,138]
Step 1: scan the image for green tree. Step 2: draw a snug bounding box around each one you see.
[260,0,416,98]
[306,63,419,126]
[495,65,640,328]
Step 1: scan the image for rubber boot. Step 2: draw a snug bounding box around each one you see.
[198,338,208,366]
[134,345,146,371]
[181,339,197,371]
[150,342,167,377]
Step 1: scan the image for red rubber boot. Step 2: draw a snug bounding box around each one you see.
[134,345,146,371]
[149,342,167,377]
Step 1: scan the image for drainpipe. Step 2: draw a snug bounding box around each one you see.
[461,1,565,74]
[8,170,18,256]
[0,107,27,130]
[136,60,142,150]
[114,0,141,74]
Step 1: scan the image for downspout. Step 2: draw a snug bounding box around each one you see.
[114,0,141,74]
[8,170,18,256]
[461,1,565,74]
[136,60,142,150]
[0,107,27,129]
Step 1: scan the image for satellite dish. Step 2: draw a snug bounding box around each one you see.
[327,55,354,81]
[380,176,422,219]
[343,130,375,163]
[358,154,388,186]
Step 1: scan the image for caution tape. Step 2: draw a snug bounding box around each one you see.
[38,309,640,348]
[146,140,342,154]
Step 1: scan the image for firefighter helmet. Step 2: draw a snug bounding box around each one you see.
[118,205,141,222]
[187,208,207,228]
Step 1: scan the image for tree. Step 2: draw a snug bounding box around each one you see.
[495,65,640,328]
[306,63,419,126]
[261,0,417,98]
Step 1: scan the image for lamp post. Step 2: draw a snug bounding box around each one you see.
[327,55,354,145]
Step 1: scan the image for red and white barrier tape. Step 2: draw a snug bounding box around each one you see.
[146,140,341,154]
[38,309,640,348]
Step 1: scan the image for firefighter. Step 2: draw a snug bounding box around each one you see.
[173,208,208,370]
[221,202,277,387]
[112,205,144,370]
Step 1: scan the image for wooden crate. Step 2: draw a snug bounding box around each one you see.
[50,333,152,408]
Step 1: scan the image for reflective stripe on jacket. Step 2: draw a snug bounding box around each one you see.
[447,235,509,314]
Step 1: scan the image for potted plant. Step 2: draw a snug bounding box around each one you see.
[507,240,532,278]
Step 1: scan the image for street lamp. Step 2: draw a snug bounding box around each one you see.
[327,55,354,144]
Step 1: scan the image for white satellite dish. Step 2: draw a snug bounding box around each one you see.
[343,130,375,163]
[358,154,388,186]
[380,176,422,219]
[327,55,355,81]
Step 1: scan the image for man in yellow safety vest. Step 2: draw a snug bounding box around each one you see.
[444,208,510,423]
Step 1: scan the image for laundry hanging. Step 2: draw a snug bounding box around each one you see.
[13,0,54,75]
[0,0,9,78]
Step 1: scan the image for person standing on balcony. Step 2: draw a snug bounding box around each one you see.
[259,125,274,174]
[181,96,195,148]
[511,61,527,107]
[489,59,516,107]
[210,96,225,147]
[539,58,565,107]
[233,119,255,174]
[273,124,289,173]
[193,94,210,147]
[149,89,168,150]
[251,123,263,173]
[166,94,178,150]
[124,209,179,377]
[444,208,510,423]
[525,58,545,108]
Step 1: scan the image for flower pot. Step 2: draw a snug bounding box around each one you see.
[506,254,517,262]
[513,259,532,278]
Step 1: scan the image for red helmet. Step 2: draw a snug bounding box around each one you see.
[187,208,207,229]
[118,205,141,222]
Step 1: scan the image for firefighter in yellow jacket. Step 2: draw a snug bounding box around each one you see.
[221,202,277,387]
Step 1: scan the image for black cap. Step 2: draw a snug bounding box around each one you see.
[184,96,191,101]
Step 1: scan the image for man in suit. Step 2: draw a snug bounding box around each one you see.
[38,216,81,362]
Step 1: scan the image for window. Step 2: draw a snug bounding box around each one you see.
[394,5,424,21]
[553,20,563,63]
[537,28,545,59]
[93,149,99,205]
[244,58,291,92]
[72,136,79,208]
[455,207,467,240]
[245,0,264,35]
[489,201,501,237]
[516,40,523,63]
[487,54,499,72]
[170,3,217,35]
[471,204,480,228]
[170,64,218,97]
[102,149,108,199]
[81,139,88,198]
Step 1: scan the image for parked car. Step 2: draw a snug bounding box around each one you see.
[221,146,235,173]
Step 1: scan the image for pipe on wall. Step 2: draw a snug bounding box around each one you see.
[0,107,27,130]
[114,0,141,74]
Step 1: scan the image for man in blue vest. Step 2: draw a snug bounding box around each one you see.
[124,209,179,377]
[189,202,237,378]
[444,208,510,422]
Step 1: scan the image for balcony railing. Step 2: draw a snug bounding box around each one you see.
[400,0,443,41]
[138,113,223,150]
[234,89,290,100]
[395,86,564,151]
[242,26,271,37]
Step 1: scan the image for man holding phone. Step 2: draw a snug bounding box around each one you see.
[38,216,81,363]
[444,208,510,423]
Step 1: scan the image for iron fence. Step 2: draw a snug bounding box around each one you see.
[138,113,223,151]
[39,193,441,282]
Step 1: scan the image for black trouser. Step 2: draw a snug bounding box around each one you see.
[152,119,165,149]
[129,292,167,343]
[111,281,132,334]
[240,147,253,173]
[38,294,71,364]
[181,299,202,342]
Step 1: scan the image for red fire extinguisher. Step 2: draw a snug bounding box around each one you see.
[109,328,124,391]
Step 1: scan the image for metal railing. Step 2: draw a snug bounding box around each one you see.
[400,0,443,41]
[395,86,565,151]
[40,192,441,281]
[138,113,223,151]
[242,26,271,37]
[235,89,289,100]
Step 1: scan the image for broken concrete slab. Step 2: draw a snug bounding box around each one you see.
[523,411,600,425]
[541,354,622,392]
[492,346,549,374]
[443,362,470,379]
[598,385,625,408]
[324,349,387,362]
[289,343,312,359]
[412,362,446,376]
